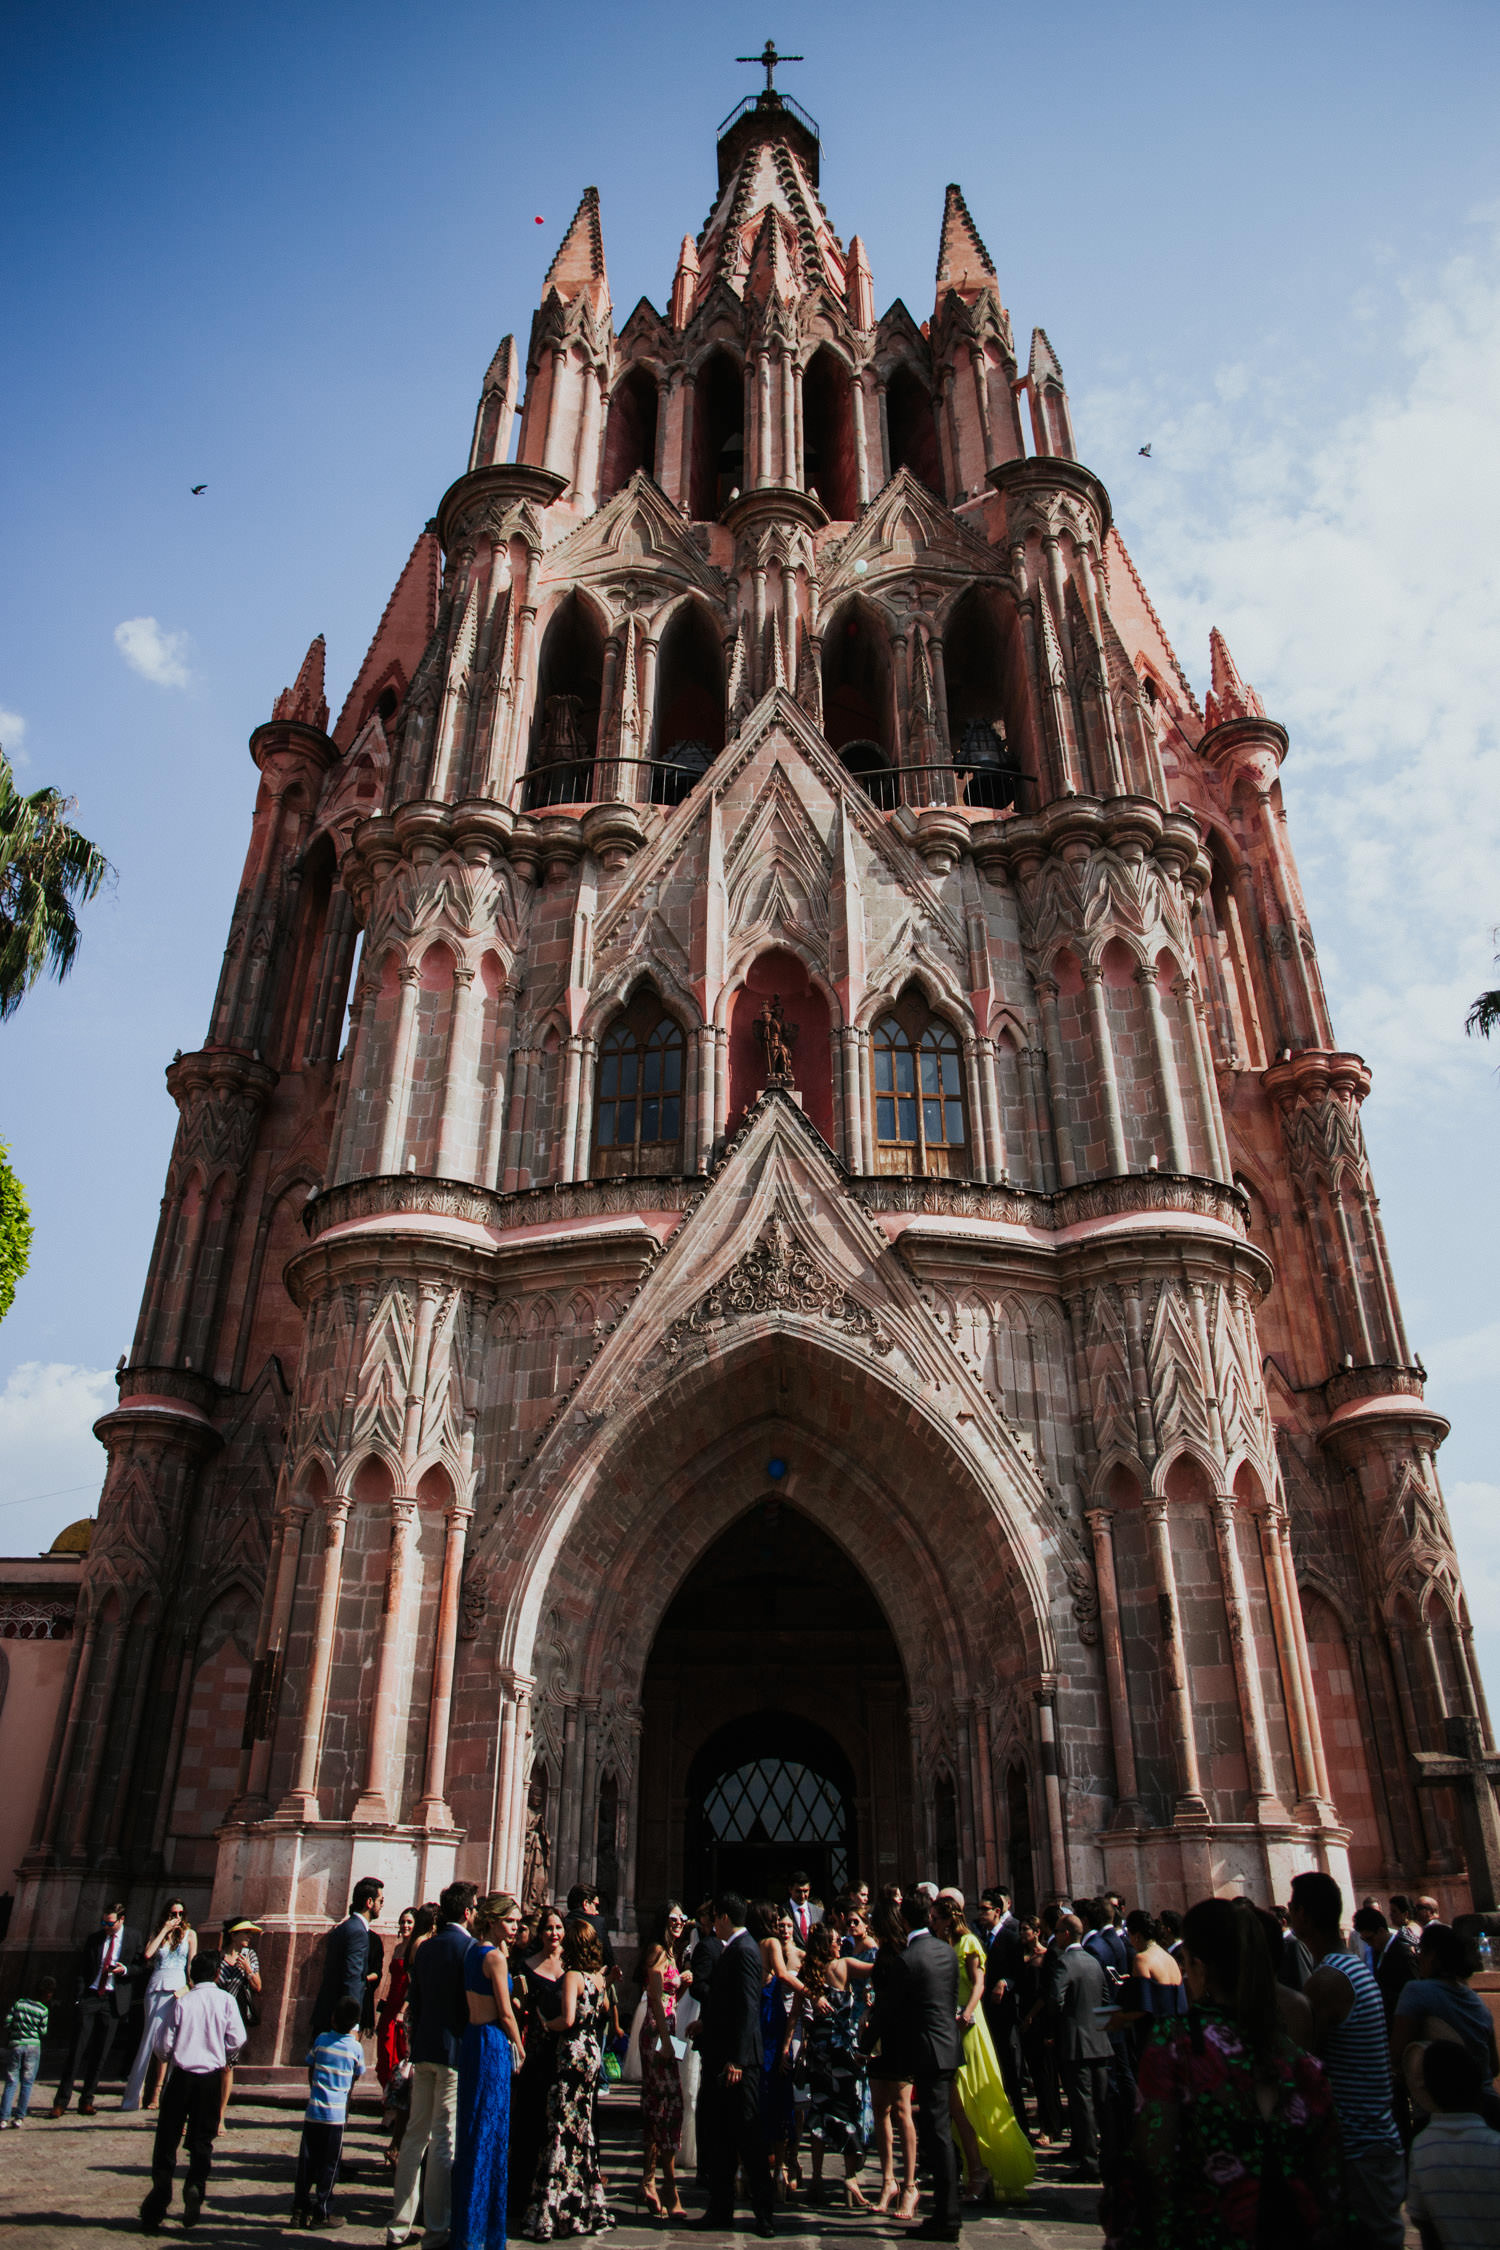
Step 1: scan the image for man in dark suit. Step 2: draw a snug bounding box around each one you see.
[976,1887,1027,2137]
[1043,1913,1115,2178]
[693,1891,773,2236]
[389,1878,475,2248]
[785,1871,821,1948]
[310,1874,383,2038]
[866,1893,965,2239]
[50,1900,142,2115]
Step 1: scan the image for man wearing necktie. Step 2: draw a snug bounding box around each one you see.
[785,1873,819,1946]
[51,1901,141,2115]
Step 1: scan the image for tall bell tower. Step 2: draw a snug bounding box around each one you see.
[9,61,1491,2036]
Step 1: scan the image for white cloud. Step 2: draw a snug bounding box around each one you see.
[0,1361,113,1557]
[114,615,190,689]
[1083,219,1500,1097]
[0,706,27,761]
[1425,1318,1500,1390]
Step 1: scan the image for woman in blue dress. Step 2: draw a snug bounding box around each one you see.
[452,1892,527,2250]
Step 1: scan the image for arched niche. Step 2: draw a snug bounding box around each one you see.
[1301,1587,1384,1888]
[821,599,894,801]
[802,347,859,520]
[642,1499,904,1907]
[690,349,745,520]
[601,365,659,500]
[526,592,604,809]
[886,363,943,496]
[726,948,833,1144]
[652,602,725,804]
[942,586,1029,812]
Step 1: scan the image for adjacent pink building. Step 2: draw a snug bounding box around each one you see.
[6,74,1491,2053]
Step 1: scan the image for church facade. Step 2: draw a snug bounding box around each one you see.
[9,78,1491,2048]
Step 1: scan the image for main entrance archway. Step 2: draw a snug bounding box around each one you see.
[636,1499,910,1911]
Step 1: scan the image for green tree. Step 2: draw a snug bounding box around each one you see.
[0,1138,32,1324]
[1468,940,1500,1041]
[0,743,113,1018]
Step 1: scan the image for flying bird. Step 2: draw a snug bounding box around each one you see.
[191,483,207,494]
[1137,445,1152,459]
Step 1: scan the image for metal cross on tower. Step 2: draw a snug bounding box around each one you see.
[738,40,803,94]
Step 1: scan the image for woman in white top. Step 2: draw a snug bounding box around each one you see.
[122,1898,197,2109]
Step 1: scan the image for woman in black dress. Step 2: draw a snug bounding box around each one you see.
[510,1906,566,2226]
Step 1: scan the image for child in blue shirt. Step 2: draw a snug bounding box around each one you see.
[292,1995,364,2228]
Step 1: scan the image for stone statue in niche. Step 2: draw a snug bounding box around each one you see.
[754,994,798,1086]
[521,1770,552,1916]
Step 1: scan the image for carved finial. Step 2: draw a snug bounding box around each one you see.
[272,634,329,731]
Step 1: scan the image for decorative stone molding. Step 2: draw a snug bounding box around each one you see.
[853,1170,1248,1236]
[305,1172,702,1241]
[660,1213,894,1362]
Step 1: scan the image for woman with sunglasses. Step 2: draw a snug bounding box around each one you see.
[121,1897,197,2111]
[638,1901,689,2218]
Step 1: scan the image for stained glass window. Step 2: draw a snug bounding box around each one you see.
[702,1757,848,1888]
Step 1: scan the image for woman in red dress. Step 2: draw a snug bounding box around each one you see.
[377,1908,419,2088]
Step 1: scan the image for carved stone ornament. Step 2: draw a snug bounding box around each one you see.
[662,1214,894,1361]
[458,1564,489,1642]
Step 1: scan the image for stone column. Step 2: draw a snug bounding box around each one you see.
[1256,1505,1326,1813]
[435,964,480,1180]
[1142,1498,1210,1823]
[378,966,423,1175]
[851,373,871,506]
[352,1497,419,1824]
[67,1607,131,1856]
[756,352,773,487]
[572,1038,598,1181]
[968,344,997,470]
[416,1501,472,1828]
[1083,965,1129,1174]
[962,1038,991,1179]
[1211,1494,1284,1817]
[1085,1509,1141,1823]
[279,1498,350,1819]
[1138,966,1191,1172]
[559,1036,586,1184]
[1034,984,1076,1185]
[841,1028,865,1173]
[241,1502,308,1806]
[35,1607,100,1853]
[780,352,797,488]
[875,375,891,483]
[1034,1687,1070,1896]
[1276,1506,1333,1802]
[977,1038,1005,1179]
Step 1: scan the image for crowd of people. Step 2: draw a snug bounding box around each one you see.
[2,1866,1498,2248]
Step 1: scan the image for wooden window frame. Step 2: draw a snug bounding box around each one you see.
[869,995,968,1177]
[592,995,686,1177]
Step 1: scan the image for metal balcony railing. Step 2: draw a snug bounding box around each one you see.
[516,754,1033,820]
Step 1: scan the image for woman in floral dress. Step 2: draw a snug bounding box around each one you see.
[637,1902,688,2219]
[1105,1897,1343,2250]
[523,1921,614,2239]
[794,1924,875,2210]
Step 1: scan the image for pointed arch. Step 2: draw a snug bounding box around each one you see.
[884,362,943,496]
[652,598,725,802]
[820,596,895,793]
[802,346,859,520]
[689,347,746,519]
[601,364,661,499]
[526,591,605,807]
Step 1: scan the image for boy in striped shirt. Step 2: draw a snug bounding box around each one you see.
[1407,2042,1500,2250]
[2,1977,54,2124]
[292,1995,364,2230]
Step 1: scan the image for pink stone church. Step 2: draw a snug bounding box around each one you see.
[7,69,1491,2052]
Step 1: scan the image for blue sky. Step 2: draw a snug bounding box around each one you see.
[2,0,1497,1695]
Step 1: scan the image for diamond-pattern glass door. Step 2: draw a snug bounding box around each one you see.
[702,1756,848,1890]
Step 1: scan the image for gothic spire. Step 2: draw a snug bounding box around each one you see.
[543,186,610,315]
[669,234,700,330]
[1204,628,1267,728]
[272,634,329,731]
[469,334,519,471]
[332,526,442,748]
[934,182,1000,311]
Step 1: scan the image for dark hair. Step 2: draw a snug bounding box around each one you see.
[1251,1906,1286,1977]
[802,1921,839,1993]
[789,1869,809,1886]
[634,1900,685,1984]
[404,1904,439,1964]
[567,1884,598,1915]
[331,1995,362,2034]
[1418,1922,1476,1981]
[1125,1909,1160,1945]
[35,1975,56,1999]
[1084,1896,1110,1932]
[746,1899,777,1941]
[872,1899,906,1952]
[1351,1906,1389,1938]
[563,1920,604,1974]
[714,1891,748,1928]
[351,1877,384,1915]
[981,1888,1010,1910]
[190,1952,219,1986]
[1424,2040,1484,2112]
[902,1892,932,1935]
[1390,1893,1414,1922]
[439,1879,477,1925]
[1289,1870,1343,1936]
[1181,1899,1281,2066]
[1158,1909,1183,1941]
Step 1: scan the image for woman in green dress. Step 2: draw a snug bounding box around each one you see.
[931,1894,1035,2205]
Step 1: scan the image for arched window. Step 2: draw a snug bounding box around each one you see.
[870,996,967,1176]
[822,599,895,805]
[652,602,725,804]
[943,586,1026,812]
[885,362,943,496]
[690,350,746,519]
[525,592,604,809]
[593,995,686,1175]
[802,347,859,519]
[601,365,660,499]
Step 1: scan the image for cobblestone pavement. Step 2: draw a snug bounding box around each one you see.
[0,2082,1110,2249]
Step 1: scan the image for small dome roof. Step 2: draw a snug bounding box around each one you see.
[49,1517,93,1555]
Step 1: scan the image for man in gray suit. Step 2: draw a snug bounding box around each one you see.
[866,1893,966,2239]
[1043,1912,1115,2178]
